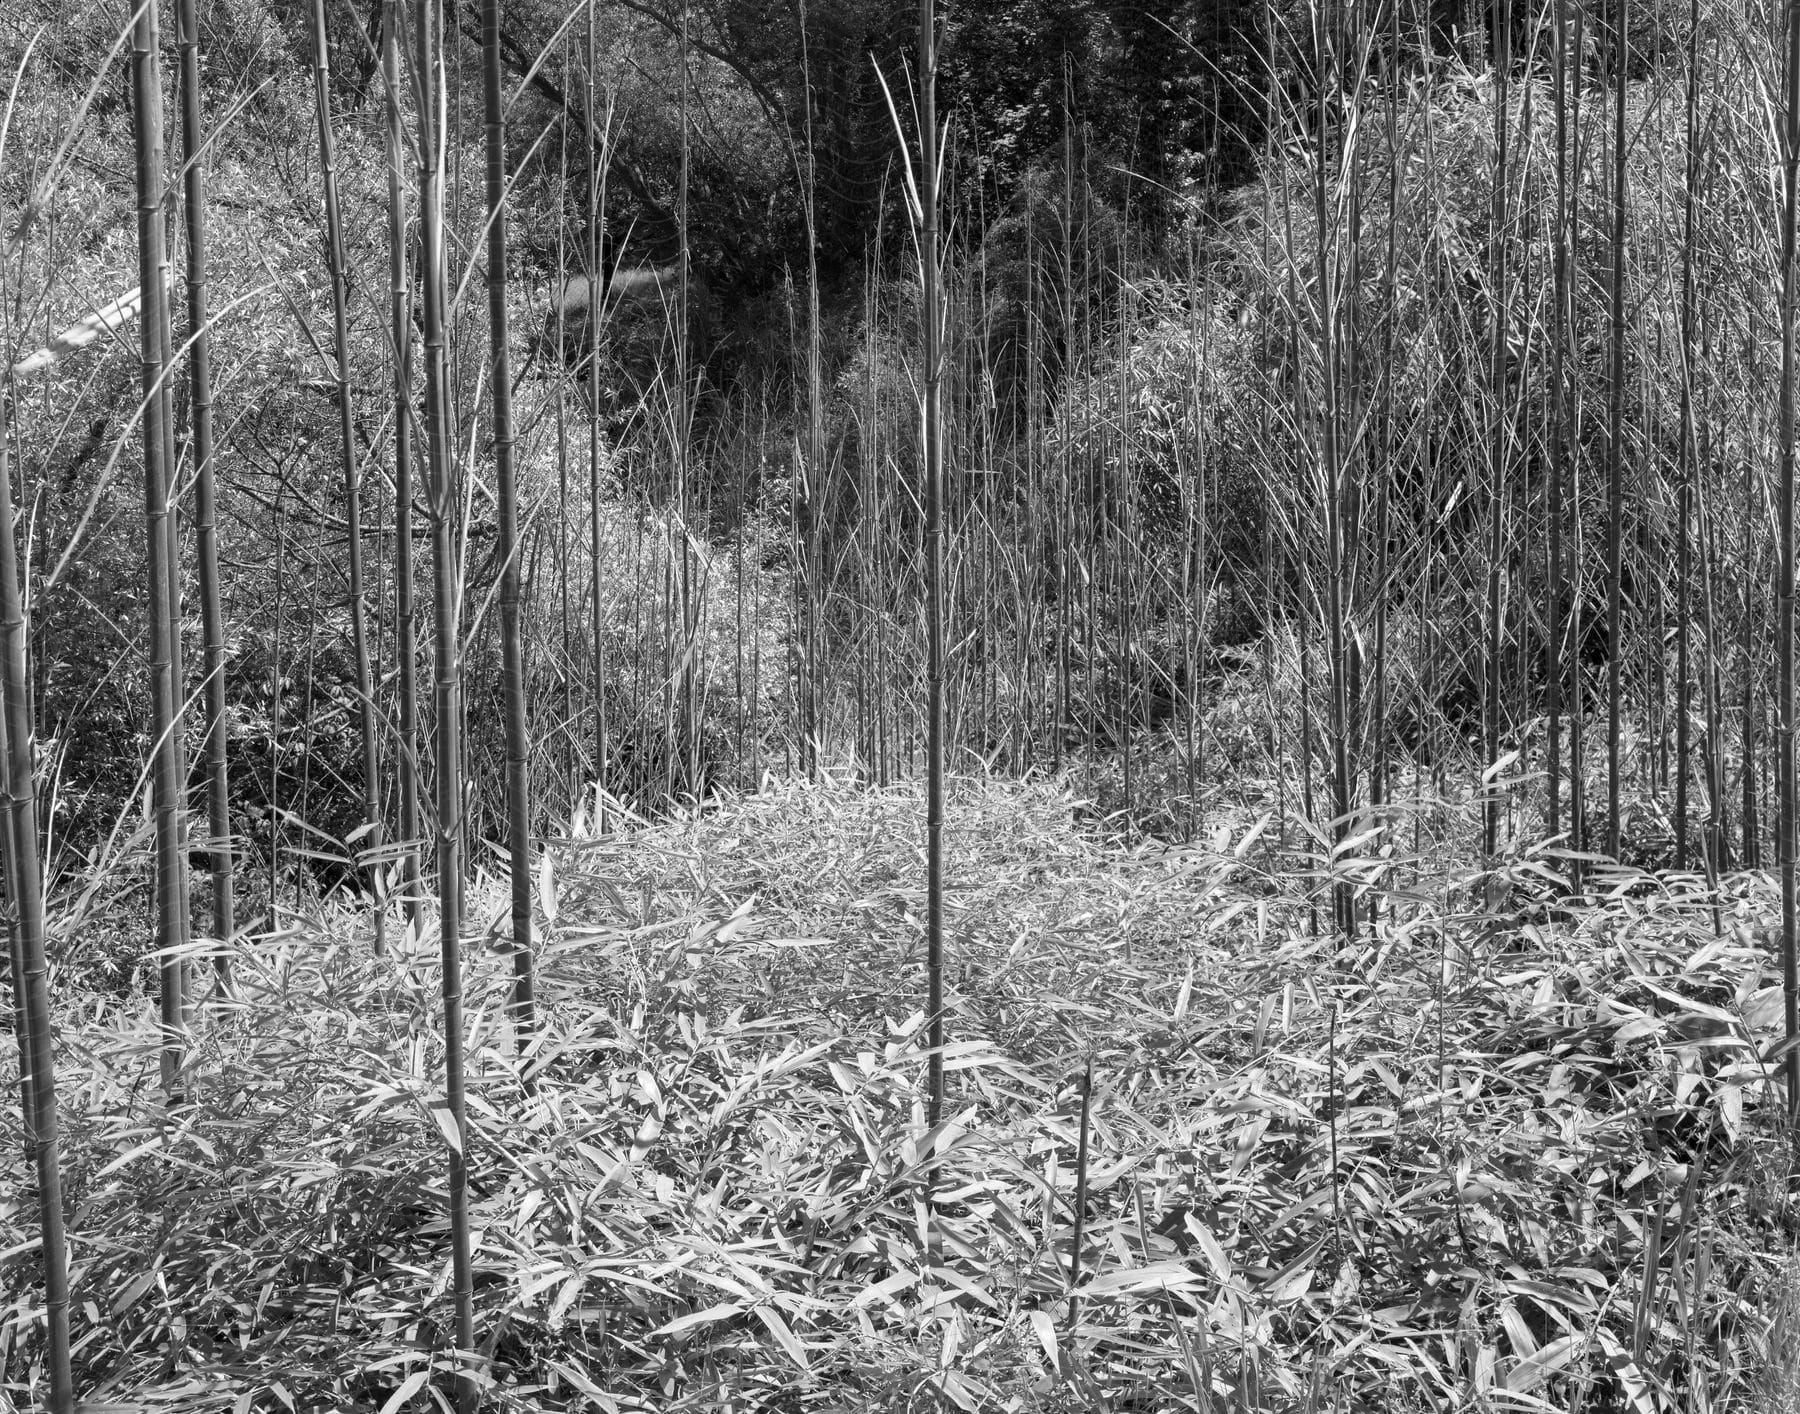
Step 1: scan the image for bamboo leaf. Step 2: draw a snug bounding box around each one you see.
[753,1305,810,1373]
[653,1302,745,1336]
[426,1100,462,1154]
[377,1371,429,1414]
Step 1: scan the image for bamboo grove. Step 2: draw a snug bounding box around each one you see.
[4,0,1800,1404]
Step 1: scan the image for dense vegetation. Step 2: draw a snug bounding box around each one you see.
[2,0,1800,1409]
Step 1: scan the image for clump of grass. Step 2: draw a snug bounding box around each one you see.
[2,775,1795,1411]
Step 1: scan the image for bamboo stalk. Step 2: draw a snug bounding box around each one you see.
[1064,1057,1094,1336]
[132,0,189,1095]
[0,415,72,1411]
[311,0,386,955]
[411,0,477,1399]
[383,0,424,938]
[269,487,285,915]
[1605,0,1631,859]
[1675,0,1701,873]
[586,0,610,831]
[1776,0,1800,1118]
[1485,0,1512,860]
[483,0,535,1040]
[919,0,948,1237]
[1547,0,1573,854]
[176,0,233,978]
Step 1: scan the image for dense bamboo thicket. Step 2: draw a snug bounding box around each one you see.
[3,0,1800,1408]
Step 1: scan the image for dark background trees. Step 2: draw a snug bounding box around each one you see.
[7,0,1277,888]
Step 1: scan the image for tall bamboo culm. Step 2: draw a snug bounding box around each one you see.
[176,0,233,978]
[410,0,477,1401]
[586,0,610,832]
[918,0,948,1255]
[311,0,385,956]
[131,0,189,1095]
[1775,0,1800,1117]
[1605,0,1631,857]
[383,0,424,937]
[0,423,73,1412]
[483,0,535,1040]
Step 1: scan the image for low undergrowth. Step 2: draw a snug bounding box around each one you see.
[3,776,1798,1412]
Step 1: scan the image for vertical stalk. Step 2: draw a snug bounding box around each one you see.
[1064,1057,1094,1334]
[1776,0,1800,1117]
[799,2,823,781]
[312,0,385,955]
[1605,0,1630,857]
[177,0,233,976]
[1675,0,1701,872]
[678,2,699,796]
[1055,65,1074,776]
[586,0,609,830]
[384,0,424,936]
[484,0,535,1039]
[1701,406,1730,880]
[556,48,574,808]
[412,0,477,1398]
[299,558,322,911]
[4,696,24,1158]
[0,423,72,1412]
[1567,0,1589,879]
[1547,0,1573,850]
[132,0,189,1094]
[1312,0,1354,941]
[1117,276,1134,826]
[920,0,947,1167]
[1370,2,1401,877]
[1182,228,1201,837]
[1742,444,1760,869]
[1485,0,1511,859]
[268,488,285,913]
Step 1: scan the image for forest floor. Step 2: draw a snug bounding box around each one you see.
[4,775,1800,1412]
